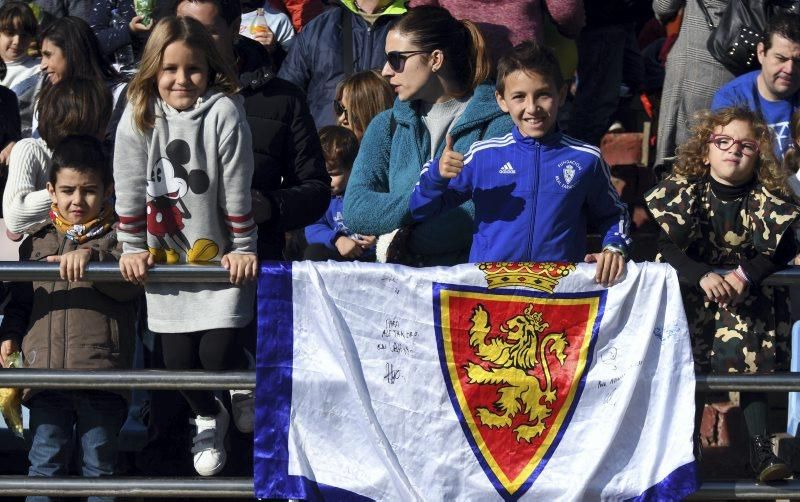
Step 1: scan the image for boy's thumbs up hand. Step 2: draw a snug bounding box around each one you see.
[439,135,465,179]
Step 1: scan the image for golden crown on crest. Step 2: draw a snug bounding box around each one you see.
[478,262,576,294]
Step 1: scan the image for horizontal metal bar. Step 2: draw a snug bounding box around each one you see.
[0,262,234,282]
[0,477,792,499]
[0,262,798,283]
[695,374,800,392]
[0,371,798,392]
[760,267,800,286]
[0,369,800,392]
[0,476,253,498]
[0,370,255,390]
[687,480,800,499]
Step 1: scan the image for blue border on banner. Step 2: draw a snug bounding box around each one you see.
[626,461,699,501]
[253,261,371,501]
[431,283,606,501]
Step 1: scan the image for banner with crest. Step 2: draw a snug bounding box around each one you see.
[254,261,698,501]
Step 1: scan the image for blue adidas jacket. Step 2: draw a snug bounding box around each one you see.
[304,195,376,260]
[409,126,631,263]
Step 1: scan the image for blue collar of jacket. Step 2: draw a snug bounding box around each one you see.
[510,124,563,149]
[390,83,506,135]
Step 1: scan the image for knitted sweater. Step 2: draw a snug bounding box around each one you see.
[3,138,53,233]
[343,83,513,265]
[114,92,257,333]
[408,0,584,58]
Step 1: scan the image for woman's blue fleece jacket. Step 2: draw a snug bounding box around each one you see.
[409,126,631,263]
[343,83,514,265]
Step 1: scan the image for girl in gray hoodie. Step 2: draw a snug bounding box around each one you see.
[113,16,257,477]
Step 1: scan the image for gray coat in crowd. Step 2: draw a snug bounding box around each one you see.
[654,0,733,166]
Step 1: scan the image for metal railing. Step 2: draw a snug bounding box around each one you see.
[0,477,254,498]
[0,369,798,392]
[1,261,799,284]
[0,261,235,282]
[2,263,800,498]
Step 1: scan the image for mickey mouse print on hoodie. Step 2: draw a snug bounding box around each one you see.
[145,139,222,264]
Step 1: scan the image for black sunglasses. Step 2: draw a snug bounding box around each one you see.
[385,50,431,72]
[333,99,347,117]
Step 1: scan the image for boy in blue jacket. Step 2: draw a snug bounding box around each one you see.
[409,41,630,286]
[305,126,376,261]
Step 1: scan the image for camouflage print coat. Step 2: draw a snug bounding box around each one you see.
[645,175,800,373]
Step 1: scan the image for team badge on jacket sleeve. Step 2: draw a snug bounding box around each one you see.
[433,263,604,499]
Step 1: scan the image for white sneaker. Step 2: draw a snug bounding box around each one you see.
[190,398,229,476]
[230,389,255,433]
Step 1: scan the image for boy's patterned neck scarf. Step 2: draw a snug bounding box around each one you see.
[49,203,115,243]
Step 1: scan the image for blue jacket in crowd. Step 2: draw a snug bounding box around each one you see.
[409,126,631,263]
[343,83,514,265]
[278,0,406,128]
[305,195,376,260]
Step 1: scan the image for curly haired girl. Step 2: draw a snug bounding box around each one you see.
[645,106,800,482]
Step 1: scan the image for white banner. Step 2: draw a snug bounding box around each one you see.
[254,261,698,501]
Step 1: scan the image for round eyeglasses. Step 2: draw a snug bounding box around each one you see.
[708,133,759,157]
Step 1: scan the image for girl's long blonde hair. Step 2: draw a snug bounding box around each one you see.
[675,107,790,197]
[126,16,239,132]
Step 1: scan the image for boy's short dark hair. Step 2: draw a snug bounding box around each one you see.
[49,135,112,187]
[0,1,38,38]
[319,126,359,171]
[496,41,564,95]
[764,12,800,51]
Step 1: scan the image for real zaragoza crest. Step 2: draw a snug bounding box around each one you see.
[433,263,605,499]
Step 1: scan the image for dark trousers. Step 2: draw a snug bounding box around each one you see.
[568,23,644,146]
[157,329,242,416]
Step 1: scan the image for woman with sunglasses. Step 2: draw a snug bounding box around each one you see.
[645,106,799,482]
[343,6,513,266]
